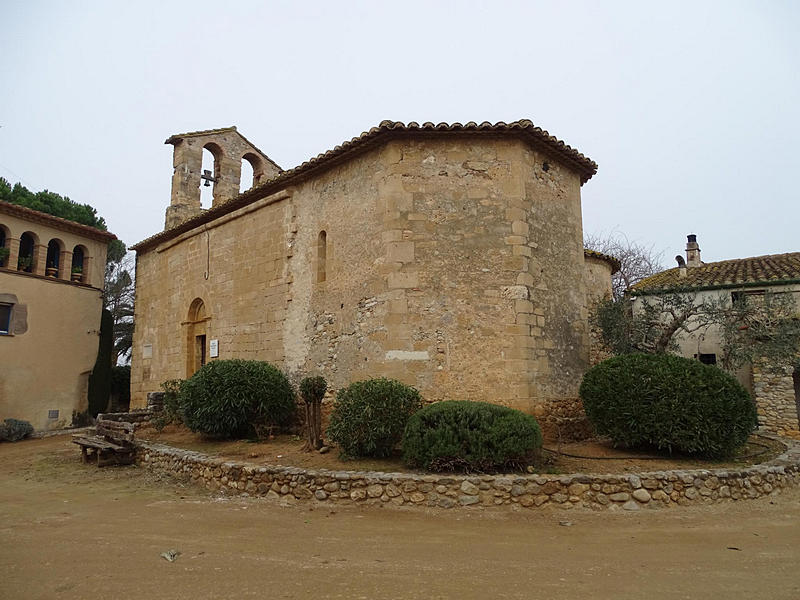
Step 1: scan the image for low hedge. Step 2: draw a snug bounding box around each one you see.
[180,360,295,439]
[579,353,757,458]
[402,401,542,472]
[0,418,34,442]
[327,378,422,458]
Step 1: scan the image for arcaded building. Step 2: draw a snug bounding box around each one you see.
[130,121,615,431]
[0,202,114,429]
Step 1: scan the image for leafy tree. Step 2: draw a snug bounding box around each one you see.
[592,290,800,372]
[104,241,134,365]
[584,231,665,300]
[716,292,800,371]
[0,178,106,230]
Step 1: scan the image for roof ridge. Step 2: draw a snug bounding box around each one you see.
[699,251,800,266]
[632,251,800,293]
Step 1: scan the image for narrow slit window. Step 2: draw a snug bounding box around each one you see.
[317,231,327,283]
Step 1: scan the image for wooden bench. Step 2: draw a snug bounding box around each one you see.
[72,416,136,466]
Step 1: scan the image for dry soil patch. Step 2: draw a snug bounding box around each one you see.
[1,435,800,599]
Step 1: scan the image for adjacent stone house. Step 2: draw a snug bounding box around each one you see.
[130,121,616,433]
[0,201,115,429]
[632,235,800,436]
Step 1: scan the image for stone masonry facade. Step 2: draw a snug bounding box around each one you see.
[753,362,800,438]
[131,122,616,432]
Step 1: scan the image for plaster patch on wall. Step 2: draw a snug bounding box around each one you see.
[385,350,429,361]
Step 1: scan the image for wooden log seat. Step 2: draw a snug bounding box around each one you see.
[72,415,135,466]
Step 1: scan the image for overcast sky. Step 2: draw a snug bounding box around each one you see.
[1,0,797,266]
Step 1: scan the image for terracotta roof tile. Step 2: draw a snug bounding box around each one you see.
[632,252,800,293]
[133,120,597,251]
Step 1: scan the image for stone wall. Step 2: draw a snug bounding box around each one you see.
[131,192,292,402]
[136,437,800,511]
[133,133,596,422]
[753,362,800,437]
[165,128,281,229]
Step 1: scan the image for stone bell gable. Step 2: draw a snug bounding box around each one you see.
[164,127,282,229]
[133,120,610,435]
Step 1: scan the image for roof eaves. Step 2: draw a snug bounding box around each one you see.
[0,201,117,242]
[134,120,596,251]
[630,278,800,296]
[584,248,621,274]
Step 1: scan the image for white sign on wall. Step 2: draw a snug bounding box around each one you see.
[209,339,219,358]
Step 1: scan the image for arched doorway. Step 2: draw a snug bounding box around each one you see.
[186,298,208,377]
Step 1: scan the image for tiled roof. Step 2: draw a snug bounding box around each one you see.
[0,201,117,242]
[584,248,620,274]
[133,120,597,251]
[632,252,800,294]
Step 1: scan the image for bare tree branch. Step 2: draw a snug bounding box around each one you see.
[584,230,666,300]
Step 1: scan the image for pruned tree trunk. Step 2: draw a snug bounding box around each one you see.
[304,399,324,451]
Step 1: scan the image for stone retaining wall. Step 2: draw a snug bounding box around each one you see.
[135,437,800,511]
[101,410,154,426]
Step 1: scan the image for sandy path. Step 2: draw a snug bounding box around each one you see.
[2,435,799,600]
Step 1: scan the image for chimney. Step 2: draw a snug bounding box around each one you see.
[685,234,701,267]
[675,255,687,278]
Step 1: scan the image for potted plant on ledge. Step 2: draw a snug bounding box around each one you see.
[0,247,9,268]
[17,255,33,272]
[46,261,58,277]
[71,265,83,282]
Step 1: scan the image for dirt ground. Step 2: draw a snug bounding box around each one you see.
[138,423,784,475]
[2,435,800,600]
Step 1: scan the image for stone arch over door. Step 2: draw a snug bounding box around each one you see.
[185,298,209,377]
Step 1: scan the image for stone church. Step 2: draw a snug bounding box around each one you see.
[130,121,616,433]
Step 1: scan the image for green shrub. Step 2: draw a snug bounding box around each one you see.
[152,379,184,431]
[299,376,327,404]
[0,418,34,442]
[180,360,295,439]
[327,378,422,458]
[580,353,758,458]
[402,401,542,472]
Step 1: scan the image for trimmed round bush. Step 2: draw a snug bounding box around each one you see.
[580,353,758,458]
[326,378,422,458]
[180,360,295,439]
[0,418,34,442]
[402,401,542,472]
